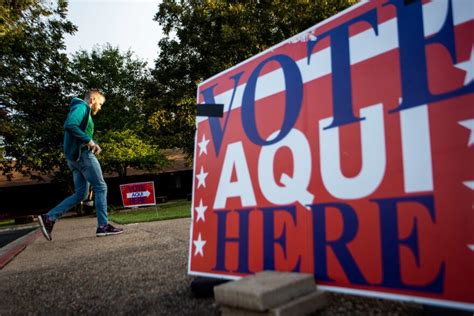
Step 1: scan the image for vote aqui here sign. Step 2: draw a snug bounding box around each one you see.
[189,0,473,310]
[120,181,156,208]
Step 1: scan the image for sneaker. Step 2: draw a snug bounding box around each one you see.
[38,214,55,241]
[96,224,123,237]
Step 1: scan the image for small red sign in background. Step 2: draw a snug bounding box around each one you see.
[120,181,156,208]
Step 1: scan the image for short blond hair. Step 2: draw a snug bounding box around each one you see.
[84,89,105,102]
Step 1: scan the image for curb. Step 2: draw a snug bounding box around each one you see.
[0,228,41,269]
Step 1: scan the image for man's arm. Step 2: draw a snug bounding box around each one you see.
[64,105,91,144]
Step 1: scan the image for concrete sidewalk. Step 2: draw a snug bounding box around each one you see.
[0,217,218,315]
[0,217,451,316]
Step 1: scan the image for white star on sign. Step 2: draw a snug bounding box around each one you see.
[196,166,208,188]
[195,199,208,222]
[458,119,474,146]
[193,233,206,256]
[463,181,474,190]
[198,134,210,156]
[468,244,474,252]
[455,46,474,85]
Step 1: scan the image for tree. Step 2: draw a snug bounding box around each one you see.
[0,0,76,183]
[68,45,149,133]
[69,46,169,179]
[0,137,4,161]
[146,0,358,157]
[98,129,168,179]
[0,0,44,36]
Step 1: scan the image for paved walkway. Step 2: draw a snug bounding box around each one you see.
[0,217,218,315]
[1,217,463,315]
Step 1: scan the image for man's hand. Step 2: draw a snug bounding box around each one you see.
[87,140,102,155]
[92,144,102,155]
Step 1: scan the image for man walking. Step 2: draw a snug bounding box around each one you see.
[38,89,123,240]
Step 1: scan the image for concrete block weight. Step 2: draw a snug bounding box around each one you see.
[214,271,316,311]
[220,291,328,316]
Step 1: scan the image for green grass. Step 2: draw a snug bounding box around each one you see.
[109,199,192,224]
[0,219,15,228]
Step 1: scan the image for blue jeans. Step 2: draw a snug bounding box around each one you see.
[47,149,108,226]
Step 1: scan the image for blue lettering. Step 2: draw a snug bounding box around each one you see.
[307,8,379,129]
[241,54,303,145]
[308,202,368,284]
[371,194,445,293]
[261,205,301,272]
[201,72,244,156]
[213,208,253,273]
[386,0,473,112]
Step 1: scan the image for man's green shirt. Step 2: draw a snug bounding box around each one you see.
[85,115,94,139]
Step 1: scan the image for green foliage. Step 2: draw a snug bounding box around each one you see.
[98,129,169,178]
[0,218,15,227]
[0,0,46,36]
[0,0,357,187]
[109,199,191,224]
[0,137,4,161]
[145,95,196,160]
[69,44,149,134]
[0,0,76,183]
[147,0,358,157]
[69,46,167,179]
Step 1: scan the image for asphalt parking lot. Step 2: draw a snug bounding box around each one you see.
[0,217,218,315]
[1,217,469,315]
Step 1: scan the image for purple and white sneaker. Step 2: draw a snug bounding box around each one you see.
[96,224,123,237]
